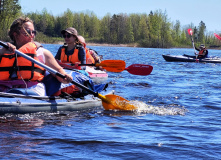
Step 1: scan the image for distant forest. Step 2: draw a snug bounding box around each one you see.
[0,0,220,48]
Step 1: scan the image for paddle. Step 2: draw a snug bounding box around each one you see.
[57,60,126,72]
[187,28,198,62]
[0,41,137,111]
[79,60,126,72]
[125,64,153,76]
[58,60,153,76]
[214,33,221,41]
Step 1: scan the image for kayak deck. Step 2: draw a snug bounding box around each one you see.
[0,91,114,114]
[162,54,221,63]
[86,66,108,84]
[58,62,108,84]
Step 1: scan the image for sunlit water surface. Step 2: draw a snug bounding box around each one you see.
[1,45,221,159]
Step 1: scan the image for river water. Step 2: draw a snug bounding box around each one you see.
[1,44,221,159]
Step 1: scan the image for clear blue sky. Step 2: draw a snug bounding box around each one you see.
[19,0,220,33]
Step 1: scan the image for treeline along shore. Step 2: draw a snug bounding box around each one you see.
[0,0,220,49]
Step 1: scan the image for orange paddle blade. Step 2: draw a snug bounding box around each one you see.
[98,94,137,110]
[96,60,126,72]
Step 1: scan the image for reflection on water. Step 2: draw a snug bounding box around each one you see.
[1,46,221,159]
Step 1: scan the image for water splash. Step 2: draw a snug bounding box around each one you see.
[129,100,188,116]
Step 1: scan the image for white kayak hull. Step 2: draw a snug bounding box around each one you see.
[0,91,113,114]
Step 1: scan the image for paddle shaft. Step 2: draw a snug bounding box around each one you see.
[191,37,197,55]
[189,31,197,55]
[60,61,152,76]
[79,64,95,66]
[0,41,99,97]
[188,29,198,61]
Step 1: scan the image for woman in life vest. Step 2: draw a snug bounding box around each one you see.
[54,28,95,96]
[55,28,95,68]
[195,44,208,58]
[0,17,73,96]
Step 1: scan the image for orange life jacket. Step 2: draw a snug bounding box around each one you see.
[0,53,16,80]
[199,50,204,55]
[60,46,95,64]
[0,42,45,81]
[60,47,80,64]
[52,84,80,96]
[88,48,101,63]
[85,48,95,64]
[198,49,206,58]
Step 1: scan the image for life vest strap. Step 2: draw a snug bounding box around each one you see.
[0,67,14,71]
[17,66,45,75]
[0,54,16,59]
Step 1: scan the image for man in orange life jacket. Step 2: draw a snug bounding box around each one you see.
[195,44,208,58]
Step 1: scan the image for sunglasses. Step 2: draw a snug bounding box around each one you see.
[22,28,37,36]
[63,34,72,38]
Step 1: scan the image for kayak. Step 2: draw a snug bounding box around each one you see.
[85,66,108,84]
[0,89,114,114]
[162,54,221,63]
[57,62,108,84]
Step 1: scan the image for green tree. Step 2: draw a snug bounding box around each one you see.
[109,14,119,44]
[54,16,63,37]
[99,13,111,43]
[180,29,188,45]
[160,10,173,48]
[138,14,149,47]
[0,0,21,40]
[130,14,141,42]
[148,10,162,47]
[72,12,85,36]
[40,8,55,36]
[86,11,100,38]
[117,13,127,44]
[7,5,219,48]
[60,9,74,31]
[198,21,206,44]
[173,20,181,44]
[124,16,134,43]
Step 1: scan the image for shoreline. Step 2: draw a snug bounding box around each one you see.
[86,43,221,50]
[86,43,138,47]
[55,41,221,49]
[57,41,138,47]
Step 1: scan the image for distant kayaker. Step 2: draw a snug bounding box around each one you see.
[55,28,95,68]
[195,44,208,58]
[0,17,73,96]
